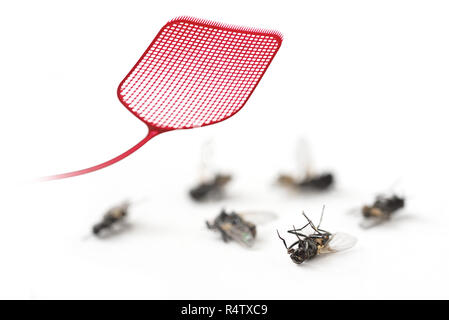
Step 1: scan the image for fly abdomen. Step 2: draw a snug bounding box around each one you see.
[92,222,107,235]
[189,174,232,201]
[365,195,405,218]
[298,173,334,191]
[190,183,213,201]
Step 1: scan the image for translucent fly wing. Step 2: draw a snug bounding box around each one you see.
[199,139,216,182]
[296,137,313,177]
[320,232,357,254]
[359,217,389,229]
[239,211,278,225]
[346,205,362,216]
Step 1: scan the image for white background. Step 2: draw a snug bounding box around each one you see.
[1,0,449,299]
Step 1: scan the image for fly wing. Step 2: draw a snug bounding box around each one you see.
[239,211,278,225]
[199,139,216,182]
[359,217,389,229]
[296,137,313,177]
[320,232,357,254]
[347,205,363,216]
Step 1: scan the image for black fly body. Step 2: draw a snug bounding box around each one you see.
[277,207,356,264]
[360,194,406,228]
[189,173,232,201]
[277,172,334,192]
[92,201,130,237]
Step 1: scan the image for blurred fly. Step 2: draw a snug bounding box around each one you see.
[190,173,232,201]
[360,194,405,228]
[206,209,277,247]
[92,201,130,237]
[189,140,232,201]
[277,172,334,191]
[276,138,334,192]
[277,207,356,264]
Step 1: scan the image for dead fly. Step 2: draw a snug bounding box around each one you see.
[189,173,232,201]
[206,209,277,247]
[276,138,334,193]
[92,201,130,237]
[189,140,232,201]
[360,194,406,228]
[277,208,356,264]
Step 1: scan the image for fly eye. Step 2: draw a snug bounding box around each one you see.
[291,254,304,264]
[295,248,307,259]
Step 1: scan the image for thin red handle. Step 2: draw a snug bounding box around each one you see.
[39,128,161,181]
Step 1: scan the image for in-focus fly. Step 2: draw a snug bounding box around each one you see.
[277,207,356,264]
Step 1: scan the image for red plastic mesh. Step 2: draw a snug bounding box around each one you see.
[118,16,283,130]
[41,17,282,180]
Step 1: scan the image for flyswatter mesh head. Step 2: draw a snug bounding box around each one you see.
[42,16,282,180]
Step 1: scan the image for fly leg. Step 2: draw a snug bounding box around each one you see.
[221,231,230,242]
[288,224,308,238]
[217,227,230,242]
[287,221,311,239]
[302,211,322,234]
[287,221,310,233]
[277,230,302,251]
[317,205,325,229]
[277,230,289,250]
